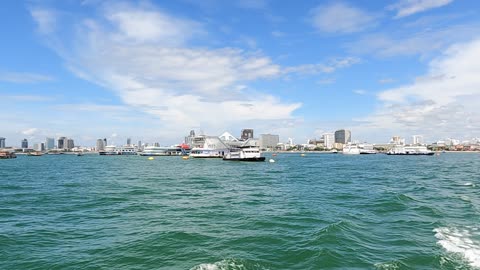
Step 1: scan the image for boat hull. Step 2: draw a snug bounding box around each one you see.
[386,152,434,156]
[223,157,266,162]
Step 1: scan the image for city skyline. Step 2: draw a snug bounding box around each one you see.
[1,1,480,145]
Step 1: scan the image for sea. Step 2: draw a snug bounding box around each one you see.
[1,153,479,269]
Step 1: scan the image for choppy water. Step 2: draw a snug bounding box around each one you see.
[1,153,479,269]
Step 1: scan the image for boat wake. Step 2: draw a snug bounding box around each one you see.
[190,259,269,270]
[434,226,480,268]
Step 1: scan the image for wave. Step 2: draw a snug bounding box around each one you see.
[434,226,480,268]
[190,259,269,270]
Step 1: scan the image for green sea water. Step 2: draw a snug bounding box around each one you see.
[1,153,479,269]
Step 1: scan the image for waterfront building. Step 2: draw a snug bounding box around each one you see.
[334,129,351,144]
[45,137,55,150]
[412,135,424,145]
[0,137,5,148]
[323,133,335,149]
[259,134,279,150]
[184,130,197,146]
[103,138,107,146]
[390,136,405,145]
[127,138,131,146]
[240,129,254,141]
[96,139,105,151]
[21,138,28,149]
[58,137,66,149]
[34,143,45,152]
[67,139,75,150]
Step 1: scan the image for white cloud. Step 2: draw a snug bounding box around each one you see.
[30,8,57,34]
[379,78,395,84]
[353,89,367,95]
[347,24,480,57]
[0,72,54,83]
[355,38,480,139]
[105,2,203,45]
[21,128,39,136]
[389,0,454,18]
[310,3,376,33]
[32,3,302,139]
[284,57,360,75]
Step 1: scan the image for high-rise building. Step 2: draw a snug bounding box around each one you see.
[259,134,279,150]
[45,137,55,150]
[412,135,423,145]
[96,139,105,151]
[66,139,74,150]
[21,139,28,149]
[34,143,45,151]
[127,138,131,146]
[241,129,254,140]
[390,136,405,145]
[323,133,335,149]
[58,137,66,149]
[0,137,5,148]
[103,138,107,146]
[334,129,351,144]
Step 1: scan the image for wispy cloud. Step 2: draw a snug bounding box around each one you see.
[355,38,480,139]
[310,2,377,34]
[388,0,454,18]
[285,57,360,75]
[0,72,54,83]
[347,23,480,57]
[29,8,57,34]
[353,89,367,95]
[379,78,395,84]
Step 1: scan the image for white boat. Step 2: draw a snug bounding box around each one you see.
[387,145,434,155]
[189,136,228,158]
[343,144,361,155]
[118,146,137,155]
[99,145,137,155]
[140,146,187,156]
[223,147,265,162]
[359,143,377,154]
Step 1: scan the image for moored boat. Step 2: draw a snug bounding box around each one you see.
[223,147,265,162]
[0,151,16,159]
[387,145,434,155]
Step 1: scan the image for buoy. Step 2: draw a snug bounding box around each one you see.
[182,156,189,160]
[269,159,275,163]
[272,153,277,157]
[148,157,154,160]
[301,153,305,157]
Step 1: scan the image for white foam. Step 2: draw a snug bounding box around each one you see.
[463,182,476,187]
[434,227,480,268]
[190,259,247,270]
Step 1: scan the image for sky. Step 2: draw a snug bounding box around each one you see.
[1,0,480,147]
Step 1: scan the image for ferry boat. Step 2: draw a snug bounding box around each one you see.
[0,151,16,159]
[223,147,265,162]
[387,145,434,155]
[99,145,137,155]
[140,146,188,156]
[189,136,228,158]
[359,144,377,154]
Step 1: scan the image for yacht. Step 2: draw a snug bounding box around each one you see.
[223,147,265,162]
[342,144,361,155]
[387,145,434,155]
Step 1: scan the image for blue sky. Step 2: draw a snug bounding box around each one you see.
[1,0,480,146]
